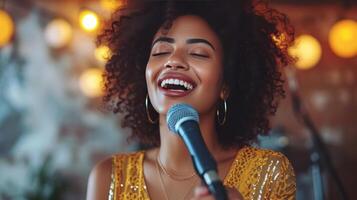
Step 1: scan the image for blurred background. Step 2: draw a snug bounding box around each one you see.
[0,0,356,199]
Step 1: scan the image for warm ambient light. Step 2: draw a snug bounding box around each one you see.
[79,10,99,32]
[79,68,104,97]
[0,10,14,47]
[95,45,111,63]
[288,34,322,70]
[329,19,357,58]
[44,19,72,49]
[272,33,287,49]
[100,0,123,11]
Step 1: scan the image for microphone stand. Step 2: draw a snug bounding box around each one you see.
[286,68,348,200]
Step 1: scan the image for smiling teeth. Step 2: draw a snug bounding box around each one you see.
[161,79,193,90]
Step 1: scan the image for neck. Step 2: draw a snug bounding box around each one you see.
[157,110,223,174]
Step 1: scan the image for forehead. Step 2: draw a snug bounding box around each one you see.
[153,15,221,47]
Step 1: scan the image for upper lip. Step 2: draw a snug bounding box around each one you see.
[157,72,197,89]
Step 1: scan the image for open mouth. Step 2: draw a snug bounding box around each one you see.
[157,72,197,98]
[160,78,194,91]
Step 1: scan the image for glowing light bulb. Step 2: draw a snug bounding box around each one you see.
[79,68,104,97]
[329,19,357,58]
[0,10,14,47]
[44,19,72,48]
[79,10,99,32]
[100,0,123,11]
[288,34,322,70]
[95,45,111,62]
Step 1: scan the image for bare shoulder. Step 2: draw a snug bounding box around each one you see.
[86,156,113,200]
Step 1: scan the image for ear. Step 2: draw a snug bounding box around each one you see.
[220,83,230,100]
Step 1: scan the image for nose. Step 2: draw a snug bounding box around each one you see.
[164,51,189,70]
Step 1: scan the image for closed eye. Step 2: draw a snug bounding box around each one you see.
[152,52,171,56]
[190,53,209,58]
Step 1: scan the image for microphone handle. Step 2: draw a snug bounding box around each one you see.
[208,181,228,200]
[203,170,228,200]
[177,120,228,200]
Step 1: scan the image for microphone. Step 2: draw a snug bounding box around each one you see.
[166,103,228,200]
[285,67,298,93]
[284,67,301,114]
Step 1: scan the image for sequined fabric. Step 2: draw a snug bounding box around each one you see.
[224,146,296,200]
[109,151,149,200]
[109,146,296,200]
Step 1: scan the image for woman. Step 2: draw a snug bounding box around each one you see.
[87,0,296,199]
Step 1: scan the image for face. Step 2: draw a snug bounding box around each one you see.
[146,15,225,117]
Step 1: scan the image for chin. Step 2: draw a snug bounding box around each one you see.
[155,98,212,116]
[153,98,190,114]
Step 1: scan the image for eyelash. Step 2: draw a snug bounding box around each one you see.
[152,52,209,58]
[190,53,209,58]
[152,52,170,56]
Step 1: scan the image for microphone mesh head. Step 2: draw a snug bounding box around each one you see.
[166,103,199,134]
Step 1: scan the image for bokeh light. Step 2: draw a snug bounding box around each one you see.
[288,34,322,70]
[44,18,73,49]
[79,68,104,97]
[0,10,14,47]
[329,19,357,58]
[100,0,123,11]
[94,45,111,63]
[79,10,99,32]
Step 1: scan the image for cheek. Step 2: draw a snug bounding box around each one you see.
[194,63,224,112]
[198,63,224,91]
[145,61,163,110]
[145,65,153,87]
[145,58,159,88]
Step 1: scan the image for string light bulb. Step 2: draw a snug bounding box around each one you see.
[79,68,104,98]
[100,0,123,11]
[44,18,72,49]
[0,9,14,47]
[94,45,111,63]
[288,34,322,70]
[329,19,357,58]
[79,10,99,32]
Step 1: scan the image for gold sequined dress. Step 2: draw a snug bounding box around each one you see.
[108,146,296,200]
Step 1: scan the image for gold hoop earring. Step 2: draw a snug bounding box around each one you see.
[217,99,227,126]
[145,94,157,124]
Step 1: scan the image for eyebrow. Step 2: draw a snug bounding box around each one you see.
[151,36,216,51]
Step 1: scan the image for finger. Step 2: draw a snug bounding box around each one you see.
[193,185,210,197]
[191,196,215,200]
[190,193,215,200]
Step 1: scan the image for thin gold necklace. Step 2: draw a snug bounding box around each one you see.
[155,159,169,200]
[157,154,197,181]
[155,159,199,200]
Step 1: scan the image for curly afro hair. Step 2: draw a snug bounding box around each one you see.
[98,0,294,148]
